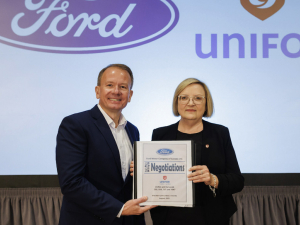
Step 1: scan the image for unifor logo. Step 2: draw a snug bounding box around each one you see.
[163,176,167,180]
[156,149,174,155]
[241,0,285,21]
[0,0,179,54]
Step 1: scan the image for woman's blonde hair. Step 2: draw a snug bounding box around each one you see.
[172,78,214,117]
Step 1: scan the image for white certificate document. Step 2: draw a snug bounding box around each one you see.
[134,141,194,207]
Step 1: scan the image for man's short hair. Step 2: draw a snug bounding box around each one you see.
[172,78,214,117]
[97,64,134,89]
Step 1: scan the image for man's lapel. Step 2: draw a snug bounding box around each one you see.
[90,105,123,179]
[125,125,134,145]
[123,124,136,185]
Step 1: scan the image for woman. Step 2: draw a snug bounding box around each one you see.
[149,78,244,225]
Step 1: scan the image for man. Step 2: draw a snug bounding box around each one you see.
[56,64,154,225]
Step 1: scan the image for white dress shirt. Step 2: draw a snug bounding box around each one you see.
[97,104,133,217]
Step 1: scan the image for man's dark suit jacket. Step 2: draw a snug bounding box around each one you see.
[150,120,244,225]
[56,105,144,225]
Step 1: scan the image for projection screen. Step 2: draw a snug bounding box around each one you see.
[0,0,299,174]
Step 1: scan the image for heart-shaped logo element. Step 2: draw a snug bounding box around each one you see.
[241,0,285,21]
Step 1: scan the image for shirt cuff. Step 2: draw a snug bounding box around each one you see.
[117,205,125,218]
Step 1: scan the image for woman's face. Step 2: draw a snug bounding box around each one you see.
[177,83,206,122]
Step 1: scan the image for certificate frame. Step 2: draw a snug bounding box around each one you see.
[133,141,195,207]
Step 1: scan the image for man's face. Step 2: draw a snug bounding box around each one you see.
[95,67,133,115]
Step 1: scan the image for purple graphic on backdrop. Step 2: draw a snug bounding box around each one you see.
[0,0,179,53]
[196,33,300,58]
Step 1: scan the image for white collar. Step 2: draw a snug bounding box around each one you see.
[97,104,127,128]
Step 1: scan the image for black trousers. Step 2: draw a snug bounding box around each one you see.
[153,206,230,225]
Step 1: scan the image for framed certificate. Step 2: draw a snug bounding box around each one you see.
[133,141,195,207]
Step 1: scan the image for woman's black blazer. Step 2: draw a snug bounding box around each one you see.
[150,120,244,225]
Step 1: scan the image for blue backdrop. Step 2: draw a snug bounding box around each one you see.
[0,0,299,174]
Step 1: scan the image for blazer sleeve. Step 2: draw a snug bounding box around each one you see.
[151,129,158,141]
[215,127,244,197]
[56,116,123,224]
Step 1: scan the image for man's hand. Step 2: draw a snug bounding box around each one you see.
[121,196,157,215]
[130,161,134,176]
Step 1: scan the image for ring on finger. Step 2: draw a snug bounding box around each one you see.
[200,170,203,175]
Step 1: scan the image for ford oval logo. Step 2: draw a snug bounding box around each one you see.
[0,0,179,54]
[156,149,174,155]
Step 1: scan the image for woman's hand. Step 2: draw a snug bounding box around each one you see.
[130,161,134,176]
[188,165,219,188]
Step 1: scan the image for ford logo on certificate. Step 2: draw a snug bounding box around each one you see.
[134,141,195,207]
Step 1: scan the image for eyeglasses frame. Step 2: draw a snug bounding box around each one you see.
[177,95,206,105]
